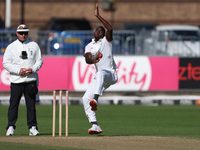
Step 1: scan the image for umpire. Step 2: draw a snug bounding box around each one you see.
[2,24,43,136]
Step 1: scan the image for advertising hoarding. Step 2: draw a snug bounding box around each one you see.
[0,56,179,91]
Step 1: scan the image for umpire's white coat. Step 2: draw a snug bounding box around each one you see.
[3,39,43,83]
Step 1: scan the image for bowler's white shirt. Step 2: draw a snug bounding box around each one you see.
[3,39,43,83]
[85,37,117,72]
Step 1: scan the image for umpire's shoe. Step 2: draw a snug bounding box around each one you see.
[6,126,15,136]
[29,126,40,136]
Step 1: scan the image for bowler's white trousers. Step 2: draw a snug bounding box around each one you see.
[82,69,118,123]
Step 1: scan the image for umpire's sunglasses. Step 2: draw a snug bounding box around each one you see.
[18,32,29,35]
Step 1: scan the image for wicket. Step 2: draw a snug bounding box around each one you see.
[52,90,68,137]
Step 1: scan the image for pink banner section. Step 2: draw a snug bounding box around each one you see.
[0,57,10,90]
[0,57,76,91]
[148,57,179,91]
[37,56,75,91]
[0,56,179,91]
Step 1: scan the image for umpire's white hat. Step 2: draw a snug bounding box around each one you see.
[16,24,29,32]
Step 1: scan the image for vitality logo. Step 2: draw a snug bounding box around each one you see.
[72,56,152,91]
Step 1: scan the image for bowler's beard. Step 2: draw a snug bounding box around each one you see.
[95,37,100,42]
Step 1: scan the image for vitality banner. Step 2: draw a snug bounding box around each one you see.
[0,56,179,91]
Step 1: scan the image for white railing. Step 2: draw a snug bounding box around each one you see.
[0,95,198,105]
[1,29,200,57]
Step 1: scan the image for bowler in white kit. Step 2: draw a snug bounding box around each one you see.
[82,3,118,134]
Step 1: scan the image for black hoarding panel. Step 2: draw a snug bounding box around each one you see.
[179,58,200,89]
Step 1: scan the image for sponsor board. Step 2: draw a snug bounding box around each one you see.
[0,56,179,91]
[179,58,200,89]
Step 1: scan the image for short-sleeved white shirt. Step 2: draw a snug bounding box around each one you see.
[85,37,117,72]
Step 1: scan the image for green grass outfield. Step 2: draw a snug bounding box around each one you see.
[0,104,200,149]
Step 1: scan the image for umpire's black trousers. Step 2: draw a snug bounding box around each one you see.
[6,81,38,130]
